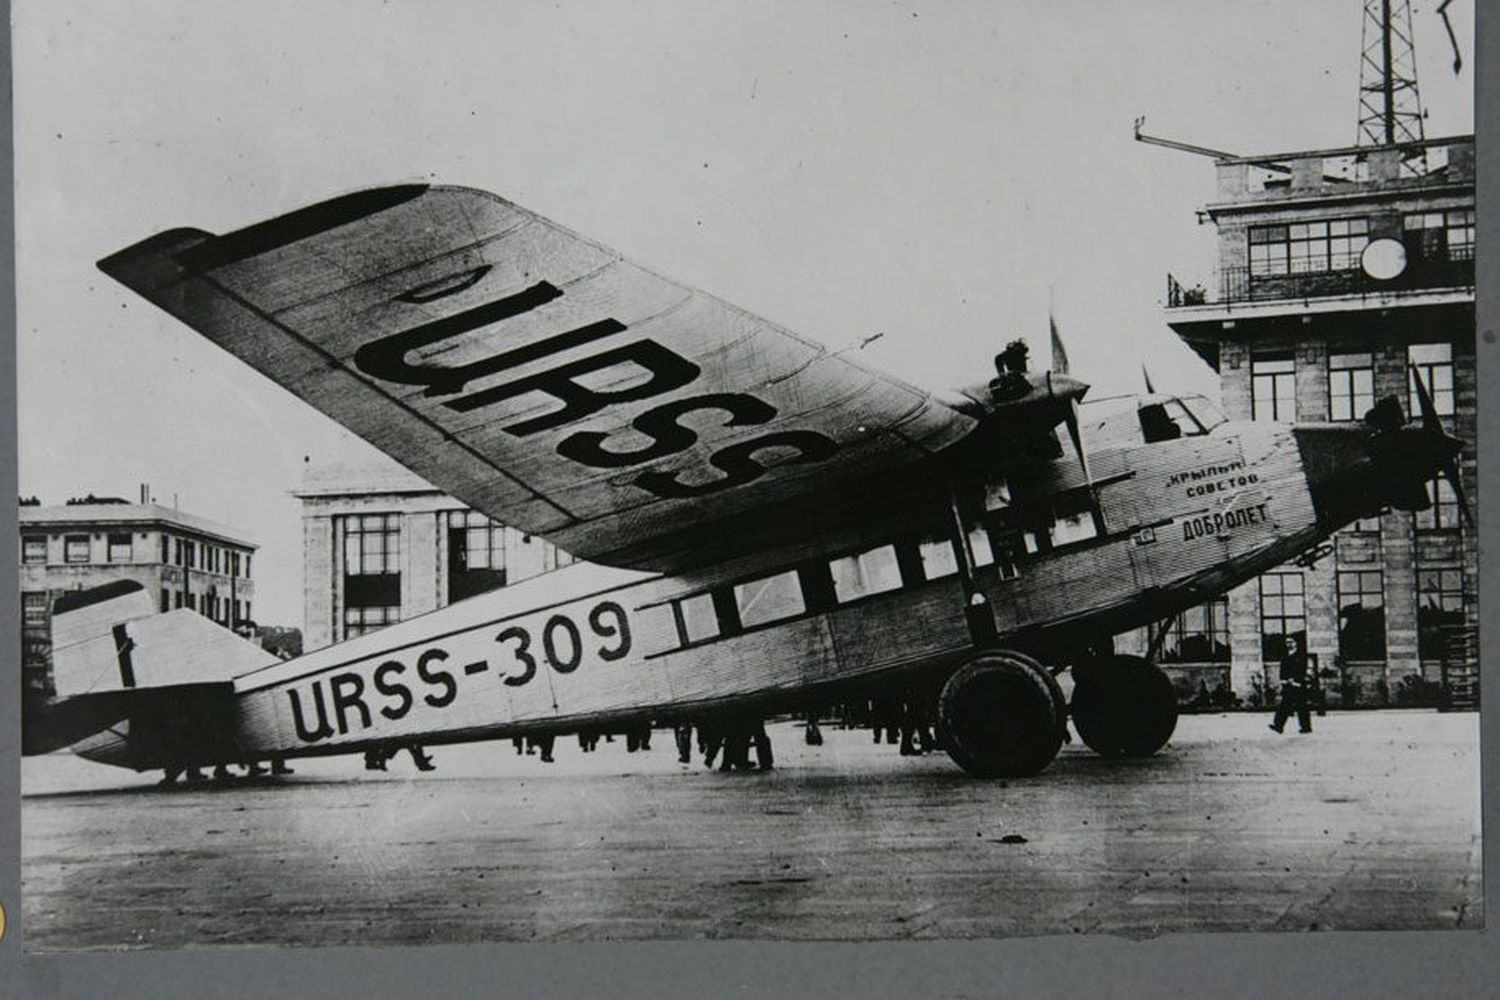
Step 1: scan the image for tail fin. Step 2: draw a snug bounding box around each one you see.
[50,580,276,698]
[25,581,278,762]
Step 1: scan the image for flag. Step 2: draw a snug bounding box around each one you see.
[1049,311,1069,375]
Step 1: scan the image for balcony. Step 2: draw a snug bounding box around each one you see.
[1167,251,1474,311]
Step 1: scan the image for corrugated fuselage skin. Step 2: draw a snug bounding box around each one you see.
[81,420,1318,768]
[227,421,1314,761]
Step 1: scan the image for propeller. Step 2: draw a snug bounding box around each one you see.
[1050,370,1105,535]
[1141,364,1156,395]
[1408,364,1474,528]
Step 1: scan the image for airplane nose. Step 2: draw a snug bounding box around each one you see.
[1291,424,1383,531]
[1293,414,1464,532]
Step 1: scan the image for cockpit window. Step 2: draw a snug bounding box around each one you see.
[1178,394,1228,432]
[1140,396,1223,442]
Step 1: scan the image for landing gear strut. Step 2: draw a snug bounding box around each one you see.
[1069,654,1178,758]
[937,650,1066,777]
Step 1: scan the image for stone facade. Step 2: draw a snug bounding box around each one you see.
[1161,135,1477,709]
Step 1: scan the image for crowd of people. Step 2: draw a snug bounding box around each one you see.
[155,682,953,785]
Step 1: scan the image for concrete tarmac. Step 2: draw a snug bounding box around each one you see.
[20,710,1480,949]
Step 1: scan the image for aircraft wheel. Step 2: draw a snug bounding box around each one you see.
[937,651,1064,778]
[1069,655,1178,758]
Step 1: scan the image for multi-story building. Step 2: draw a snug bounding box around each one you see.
[1154,133,1476,709]
[19,491,258,699]
[294,462,575,652]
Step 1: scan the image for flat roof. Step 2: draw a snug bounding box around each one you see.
[292,459,443,498]
[19,502,257,549]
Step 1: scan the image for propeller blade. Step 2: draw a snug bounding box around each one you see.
[1441,456,1477,529]
[1065,396,1106,534]
[1141,364,1156,395]
[1408,364,1442,432]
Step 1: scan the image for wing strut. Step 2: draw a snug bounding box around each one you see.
[947,484,999,647]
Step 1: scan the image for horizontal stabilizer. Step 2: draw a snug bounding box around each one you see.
[51,581,279,699]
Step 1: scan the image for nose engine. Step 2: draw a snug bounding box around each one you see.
[1292,369,1468,532]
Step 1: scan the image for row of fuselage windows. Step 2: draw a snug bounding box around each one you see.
[20,531,250,576]
[1247,209,1474,278]
[1249,342,1455,423]
[665,508,1097,652]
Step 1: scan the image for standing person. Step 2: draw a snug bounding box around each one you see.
[748,717,774,771]
[1270,635,1313,734]
[673,723,694,764]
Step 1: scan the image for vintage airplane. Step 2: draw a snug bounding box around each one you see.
[23,184,1466,778]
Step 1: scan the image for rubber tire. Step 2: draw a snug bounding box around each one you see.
[938,651,1064,778]
[1070,654,1178,758]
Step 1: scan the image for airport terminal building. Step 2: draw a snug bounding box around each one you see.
[294,463,575,652]
[1157,133,1476,710]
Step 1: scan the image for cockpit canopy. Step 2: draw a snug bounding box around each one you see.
[1078,393,1227,449]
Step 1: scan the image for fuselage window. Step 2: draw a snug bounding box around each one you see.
[830,544,903,603]
[675,591,721,645]
[1048,490,1100,548]
[734,570,806,628]
[918,536,959,579]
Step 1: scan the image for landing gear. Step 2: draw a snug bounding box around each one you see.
[937,650,1066,777]
[1069,654,1178,758]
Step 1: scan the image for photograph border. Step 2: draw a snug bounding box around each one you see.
[0,3,1494,996]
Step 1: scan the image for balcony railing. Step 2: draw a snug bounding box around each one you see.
[1168,253,1474,308]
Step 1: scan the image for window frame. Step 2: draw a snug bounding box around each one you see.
[21,535,46,565]
[1259,571,1306,663]
[64,534,90,564]
[1328,351,1375,422]
[1250,353,1297,422]
[1336,568,1386,662]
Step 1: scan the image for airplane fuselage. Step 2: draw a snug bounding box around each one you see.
[75,415,1326,769]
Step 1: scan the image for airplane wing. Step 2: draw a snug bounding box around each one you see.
[100,185,978,570]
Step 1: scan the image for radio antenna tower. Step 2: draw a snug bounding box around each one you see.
[1356,0,1425,147]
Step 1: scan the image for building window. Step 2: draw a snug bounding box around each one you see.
[1328,352,1375,421]
[184,541,196,569]
[22,591,49,628]
[343,514,402,636]
[344,606,400,639]
[542,544,577,572]
[345,514,401,575]
[1249,218,1368,277]
[161,589,170,613]
[449,511,505,571]
[829,544,903,603]
[1159,596,1230,663]
[1414,477,1461,532]
[22,536,46,565]
[733,570,806,629]
[107,533,132,563]
[244,554,252,578]
[448,510,507,602]
[1251,354,1296,422]
[64,535,90,564]
[1259,571,1305,662]
[1417,569,1465,659]
[231,552,241,577]
[160,534,169,563]
[1408,343,1455,417]
[1405,209,1475,262]
[1336,570,1385,661]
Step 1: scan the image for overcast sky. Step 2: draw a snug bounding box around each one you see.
[13,0,1475,629]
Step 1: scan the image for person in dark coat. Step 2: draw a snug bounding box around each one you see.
[1270,635,1313,734]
